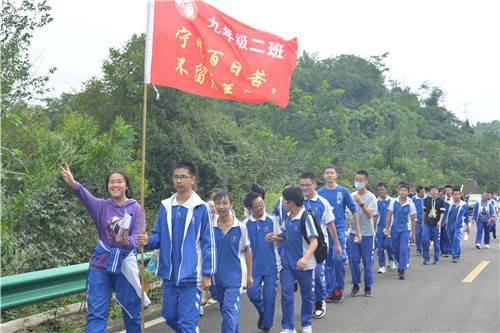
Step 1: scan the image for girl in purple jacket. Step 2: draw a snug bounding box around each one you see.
[59,163,149,332]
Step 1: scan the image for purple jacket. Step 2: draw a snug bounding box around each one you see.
[72,182,145,272]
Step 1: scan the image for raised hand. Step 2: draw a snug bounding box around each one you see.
[58,162,76,189]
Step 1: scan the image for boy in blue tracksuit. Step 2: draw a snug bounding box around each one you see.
[138,161,215,333]
[213,191,253,333]
[440,186,453,256]
[318,165,359,303]
[412,186,426,255]
[373,182,395,274]
[300,172,342,320]
[267,186,318,333]
[445,188,470,262]
[385,184,416,280]
[472,192,496,249]
[244,192,280,332]
[272,183,293,254]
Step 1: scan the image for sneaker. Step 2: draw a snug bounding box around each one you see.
[364,287,372,297]
[302,326,312,333]
[351,284,360,297]
[325,294,334,303]
[485,244,490,249]
[398,270,405,280]
[443,253,449,257]
[257,315,263,329]
[196,327,200,333]
[262,328,270,333]
[452,257,458,263]
[312,300,326,319]
[280,329,297,333]
[333,289,343,303]
[377,266,386,274]
[433,260,439,265]
[294,282,298,292]
[416,251,421,256]
[389,261,397,270]
[423,259,429,265]
[475,243,481,249]
[207,298,218,304]
[199,306,204,316]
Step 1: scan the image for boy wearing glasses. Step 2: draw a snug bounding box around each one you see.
[137,161,216,333]
[244,191,281,332]
[299,172,342,319]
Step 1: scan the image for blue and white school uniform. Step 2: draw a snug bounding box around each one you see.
[412,196,425,253]
[304,193,335,304]
[388,198,417,271]
[444,201,469,258]
[145,192,215,333]
[244,213,281,330]
[473,201,496,245]
[318,185,356,295]
[214,216,250,333]
[440,200,452,255]
[272,197,288,254]
[375,196,394,268]
[279,208,318,330]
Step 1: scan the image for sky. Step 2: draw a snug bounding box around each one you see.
[30,0,500,124]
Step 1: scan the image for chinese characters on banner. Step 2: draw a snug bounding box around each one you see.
[144,0,298,108]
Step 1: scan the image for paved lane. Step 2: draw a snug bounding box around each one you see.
[108,226,499,332]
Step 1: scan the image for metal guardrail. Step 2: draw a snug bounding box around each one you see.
[0,252,152,310]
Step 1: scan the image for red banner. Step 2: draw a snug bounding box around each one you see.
[145,0,298,108]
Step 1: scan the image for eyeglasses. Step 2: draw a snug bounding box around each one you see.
[300,183,314,188]
[252,203,265,209]
[172,175,192,181]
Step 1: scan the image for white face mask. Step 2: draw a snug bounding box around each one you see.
[354,182,365,190]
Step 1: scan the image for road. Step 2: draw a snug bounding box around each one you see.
[108,225,499,332]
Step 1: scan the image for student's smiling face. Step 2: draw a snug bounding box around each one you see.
[299,178,316,199]
[107,173,128,200]
[249,196,265,218]
[215,195,233,217]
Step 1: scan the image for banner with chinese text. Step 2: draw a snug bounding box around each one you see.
[145,0,298,108]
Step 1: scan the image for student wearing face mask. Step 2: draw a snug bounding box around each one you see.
[346,170,377,298]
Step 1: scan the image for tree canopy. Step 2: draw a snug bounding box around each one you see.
[2,28,499,274]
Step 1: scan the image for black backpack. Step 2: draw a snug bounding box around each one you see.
[300,209,328,264]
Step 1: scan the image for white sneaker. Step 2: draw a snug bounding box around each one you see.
[475,243,481,249]
[302,326,312,333]
[464,232,469,241]
[196,327,200,333]
[199,306,204,316]
[280,329,297,333]
[485,244,490,249]
[312,300,326,319]
[377,266,386,273]
[389,261,397,270]
[407,263,410,268]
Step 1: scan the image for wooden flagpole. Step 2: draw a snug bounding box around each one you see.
[140,83,148,333]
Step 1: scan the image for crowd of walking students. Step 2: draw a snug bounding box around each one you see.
[60,161,499,333]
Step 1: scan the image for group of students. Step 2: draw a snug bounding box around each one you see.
[59,161,498,333]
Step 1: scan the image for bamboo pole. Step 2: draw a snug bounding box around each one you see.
[140,83,148,333]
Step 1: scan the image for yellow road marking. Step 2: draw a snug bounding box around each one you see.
[462,261,490,283]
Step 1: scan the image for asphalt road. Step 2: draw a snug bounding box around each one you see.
[108,224,499,332]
